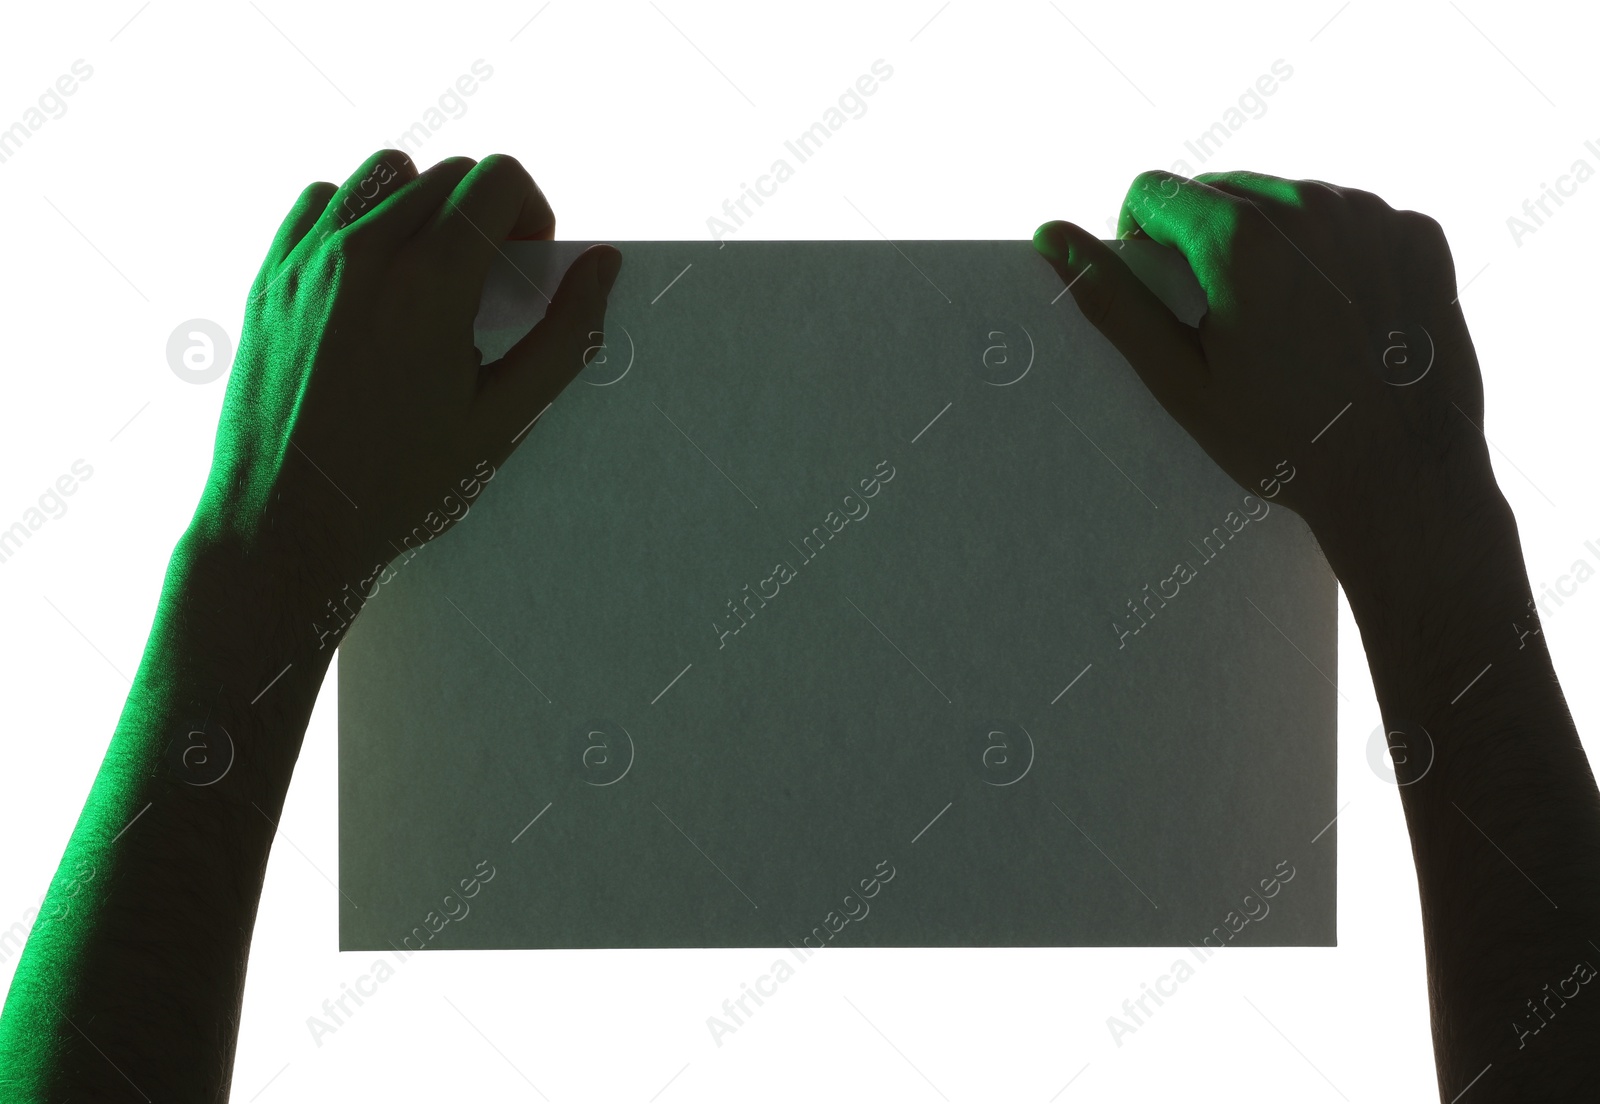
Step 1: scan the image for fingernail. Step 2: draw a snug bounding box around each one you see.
[596,247,622,296]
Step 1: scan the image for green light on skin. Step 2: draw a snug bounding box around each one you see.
[0,146,616,1099]
[1195,170,1306,208]
[1035,169,1314,324]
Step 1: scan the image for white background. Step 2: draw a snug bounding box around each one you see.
[1,1,1597,1100]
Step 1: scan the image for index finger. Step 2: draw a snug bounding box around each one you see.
[1116,170,1249,312]
[417,154,557,313]
[429,155,555,258]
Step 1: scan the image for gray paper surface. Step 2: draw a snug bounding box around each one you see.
[337,240,1337,951]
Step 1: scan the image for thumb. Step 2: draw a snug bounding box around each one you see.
[1033,220,1205,417]
[472,244,621,459]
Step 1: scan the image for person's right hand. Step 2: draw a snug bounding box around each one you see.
[1033,170,1497,562]
[196,149,619,600]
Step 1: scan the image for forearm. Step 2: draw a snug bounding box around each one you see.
[1330,479,1600,1099]
[0,528,332,1101]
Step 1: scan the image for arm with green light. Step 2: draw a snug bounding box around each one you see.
[0,149,619,1101]
[1035,170,1600,1101]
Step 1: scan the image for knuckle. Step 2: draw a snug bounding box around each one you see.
[1398,210,1454,269]
[360,150,412,187]
[1399,209,1445,239]
[1338,186,1393,222]
[1130,168,1185,205]
[1282,178,1316,205]
[1288,179,1344,219]
[1195,170,1246,193]
[1298,179,1348,213]
[478,152,530,184]
[1352,185,1394,209]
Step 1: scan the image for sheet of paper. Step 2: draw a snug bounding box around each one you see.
[336,240,1337,950]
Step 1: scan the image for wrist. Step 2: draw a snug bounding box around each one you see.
[1324,474,1541,718]
[116,526,338,792]
[182,484,356,605]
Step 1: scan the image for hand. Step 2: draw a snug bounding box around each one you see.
[1033,173,1600,1104]
[1033,169,1494,561]
[0,156,621,1101]
[196,149,620,591]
